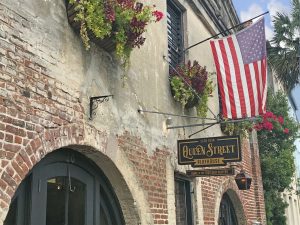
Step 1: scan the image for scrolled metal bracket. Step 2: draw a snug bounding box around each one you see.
[89,95,113,120]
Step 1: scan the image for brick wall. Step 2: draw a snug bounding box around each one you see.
[200,138,266,225]
[118,132,170,225]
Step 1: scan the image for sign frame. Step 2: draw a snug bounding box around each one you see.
[186,168,235,177]
[177,135,241,167]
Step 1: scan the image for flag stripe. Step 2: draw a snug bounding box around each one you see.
[227,37,246,118]
[231,36,252,117]
[253,62,262,114]
[219,39,237,118]
[244,64,256,117]
[209,18,267,119]
[249,63,259,115]
[261,58,267,112]
[224,38,242,118]
[214,40,232,118]
[210,41,228,117]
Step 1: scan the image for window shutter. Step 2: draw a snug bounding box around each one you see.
[167,0,183,69]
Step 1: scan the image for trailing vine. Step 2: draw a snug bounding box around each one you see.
[170,60,215,117]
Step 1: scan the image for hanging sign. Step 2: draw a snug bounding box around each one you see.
[186,168,235,177]
[178,135,241,167]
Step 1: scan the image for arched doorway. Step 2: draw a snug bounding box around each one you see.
[4,149,125,225]
[218,193,238,225]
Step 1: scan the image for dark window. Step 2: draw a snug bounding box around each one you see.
[4,150,124,225]
[175,176,193,225]
[167,0,184,69]
[218,193,238,225]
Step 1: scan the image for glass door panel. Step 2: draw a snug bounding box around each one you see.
[45,176,86,225]
[68,178,86,225]
[46,177,66,225]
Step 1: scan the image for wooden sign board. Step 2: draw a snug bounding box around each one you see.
[178,135,241,167]
[186,168,235,177]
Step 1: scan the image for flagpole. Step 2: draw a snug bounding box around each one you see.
[183,11,269,52]
[167,117,260,129]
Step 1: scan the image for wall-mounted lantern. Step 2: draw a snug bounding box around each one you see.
[235,170,252,190]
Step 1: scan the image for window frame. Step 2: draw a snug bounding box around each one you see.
[167,0,186,69]
[174,173,194,225]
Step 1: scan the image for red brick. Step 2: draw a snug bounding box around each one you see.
[12,161,25,179]
[0,179,7,190]
[0,131,4,140]
[14,135,22,144]
[11,118,25,128]
[6,166,15,177]
[6,187,14,198]
[5,125,18,135]
[1,172,17,189]
[5,133,14,143]
[3,143,21,153]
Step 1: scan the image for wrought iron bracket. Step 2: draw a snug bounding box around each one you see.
[89,95,113,120]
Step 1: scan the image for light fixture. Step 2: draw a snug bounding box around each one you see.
[235,170,252,190]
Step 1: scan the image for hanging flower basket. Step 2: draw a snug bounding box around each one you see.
[66,2,115,52]
[170,60,214,117]
[66,0,163,66]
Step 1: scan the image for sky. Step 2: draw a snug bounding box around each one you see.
[232,0,292,40]
[233,0,300,175]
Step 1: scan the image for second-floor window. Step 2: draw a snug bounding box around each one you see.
[167,0,184,69]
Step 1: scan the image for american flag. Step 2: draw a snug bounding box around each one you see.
[210,18,267,119]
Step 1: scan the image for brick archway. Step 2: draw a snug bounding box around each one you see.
[214,178,247,225]
[0,123,149,225]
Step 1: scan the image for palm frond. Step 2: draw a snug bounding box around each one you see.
[267,0,300,92]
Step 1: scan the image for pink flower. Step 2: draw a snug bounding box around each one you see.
[277,116,284,125]
[283,128,289,134]
[263,111,274,119]
[263,121,273,130]
[153,10,164,22]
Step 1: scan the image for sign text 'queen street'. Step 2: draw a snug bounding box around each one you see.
[177,135,241,167]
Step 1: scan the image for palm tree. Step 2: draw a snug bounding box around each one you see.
[268,0,300,92]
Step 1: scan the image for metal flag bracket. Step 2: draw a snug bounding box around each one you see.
[89,95,113,120]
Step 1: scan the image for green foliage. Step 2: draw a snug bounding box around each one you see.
[170,60,215,117]
[197,79,214,118]
[258,90,299,225]
[221,120,253,138]
[267,0,300,91]
[170,76,194,106]
[69,0,162,67]
[265,191,288,225]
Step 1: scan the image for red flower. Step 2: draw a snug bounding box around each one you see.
[153,10,164,22]
[277,116,284,125]
[263,121,273,130]
[254,124,263,131]
[283,128,289,134]
[263,111,274,119]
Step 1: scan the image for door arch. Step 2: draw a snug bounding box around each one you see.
[218,193,238,225]
[4,149,125,225]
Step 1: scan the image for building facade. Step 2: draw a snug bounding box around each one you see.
[0,0,266,224]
